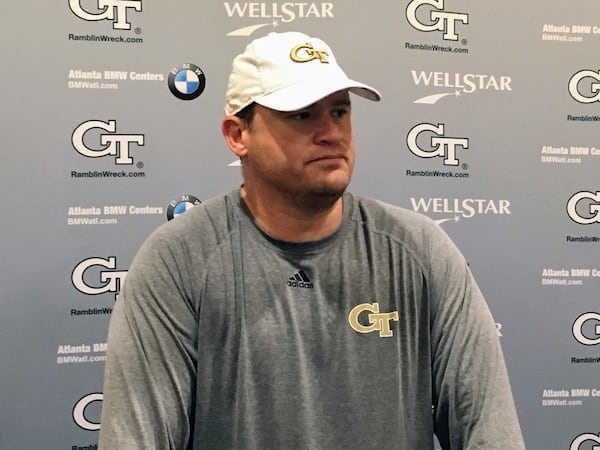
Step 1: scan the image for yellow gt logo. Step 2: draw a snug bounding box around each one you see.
[348,303,399,338]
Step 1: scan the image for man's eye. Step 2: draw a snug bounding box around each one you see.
[290,111,311,120]
[332,108,349,118]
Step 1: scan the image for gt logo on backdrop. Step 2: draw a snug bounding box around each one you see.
[567,191,600,224]
[406,0,468,41]
[573,312,600,345]
[69,0,142,30]
[73,393,102,431]
[568,70,600,103]
[407,123,469,166]
[72,257,127,300]
[571,433,600,450]
[72,120,144,165]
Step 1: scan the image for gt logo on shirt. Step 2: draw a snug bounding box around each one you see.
[290,42,329,64]
[72,120,144,165]
[570,432,600,450]
[566,191,600,224]
[572,312,600,345]
[68,0,142,30]
[348,303,399,337]
[568,70,600,103]
[406,0,469,41]
[72,256,127,300]
[407,123,469,166]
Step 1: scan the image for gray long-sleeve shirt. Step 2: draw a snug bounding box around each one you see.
[98,189,525,449]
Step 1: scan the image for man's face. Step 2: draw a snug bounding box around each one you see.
[241,90,355,203]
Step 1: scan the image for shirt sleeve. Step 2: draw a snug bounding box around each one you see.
[424,222,525,450]
[98,226,199,450]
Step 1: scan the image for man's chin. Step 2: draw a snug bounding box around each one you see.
[313,184,347,198]
[302,181,348,206]
[315,171,351,193]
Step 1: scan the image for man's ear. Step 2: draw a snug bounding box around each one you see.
[222,116,248,158]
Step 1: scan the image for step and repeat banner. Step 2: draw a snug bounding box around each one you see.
[2,1,600,448]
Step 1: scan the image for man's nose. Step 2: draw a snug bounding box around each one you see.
[314,113,345,144]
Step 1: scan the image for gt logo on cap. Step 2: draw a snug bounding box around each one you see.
[290,42,330,64]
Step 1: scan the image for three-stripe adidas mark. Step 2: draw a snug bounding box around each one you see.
[287,270,314,289]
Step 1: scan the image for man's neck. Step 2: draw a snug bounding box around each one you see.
[240,186,344,242]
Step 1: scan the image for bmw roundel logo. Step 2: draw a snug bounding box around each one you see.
[168,63,206,100]
[167,194,202,220]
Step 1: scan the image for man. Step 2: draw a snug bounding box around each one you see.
[99,31,525,449]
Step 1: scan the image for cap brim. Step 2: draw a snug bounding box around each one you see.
[254,77,381,112]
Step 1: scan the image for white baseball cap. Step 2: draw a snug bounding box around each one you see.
[224,31,381,115]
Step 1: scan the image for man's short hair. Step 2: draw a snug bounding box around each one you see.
[235,102,256,126]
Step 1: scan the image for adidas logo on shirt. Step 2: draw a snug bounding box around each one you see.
[287,270,314,289]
